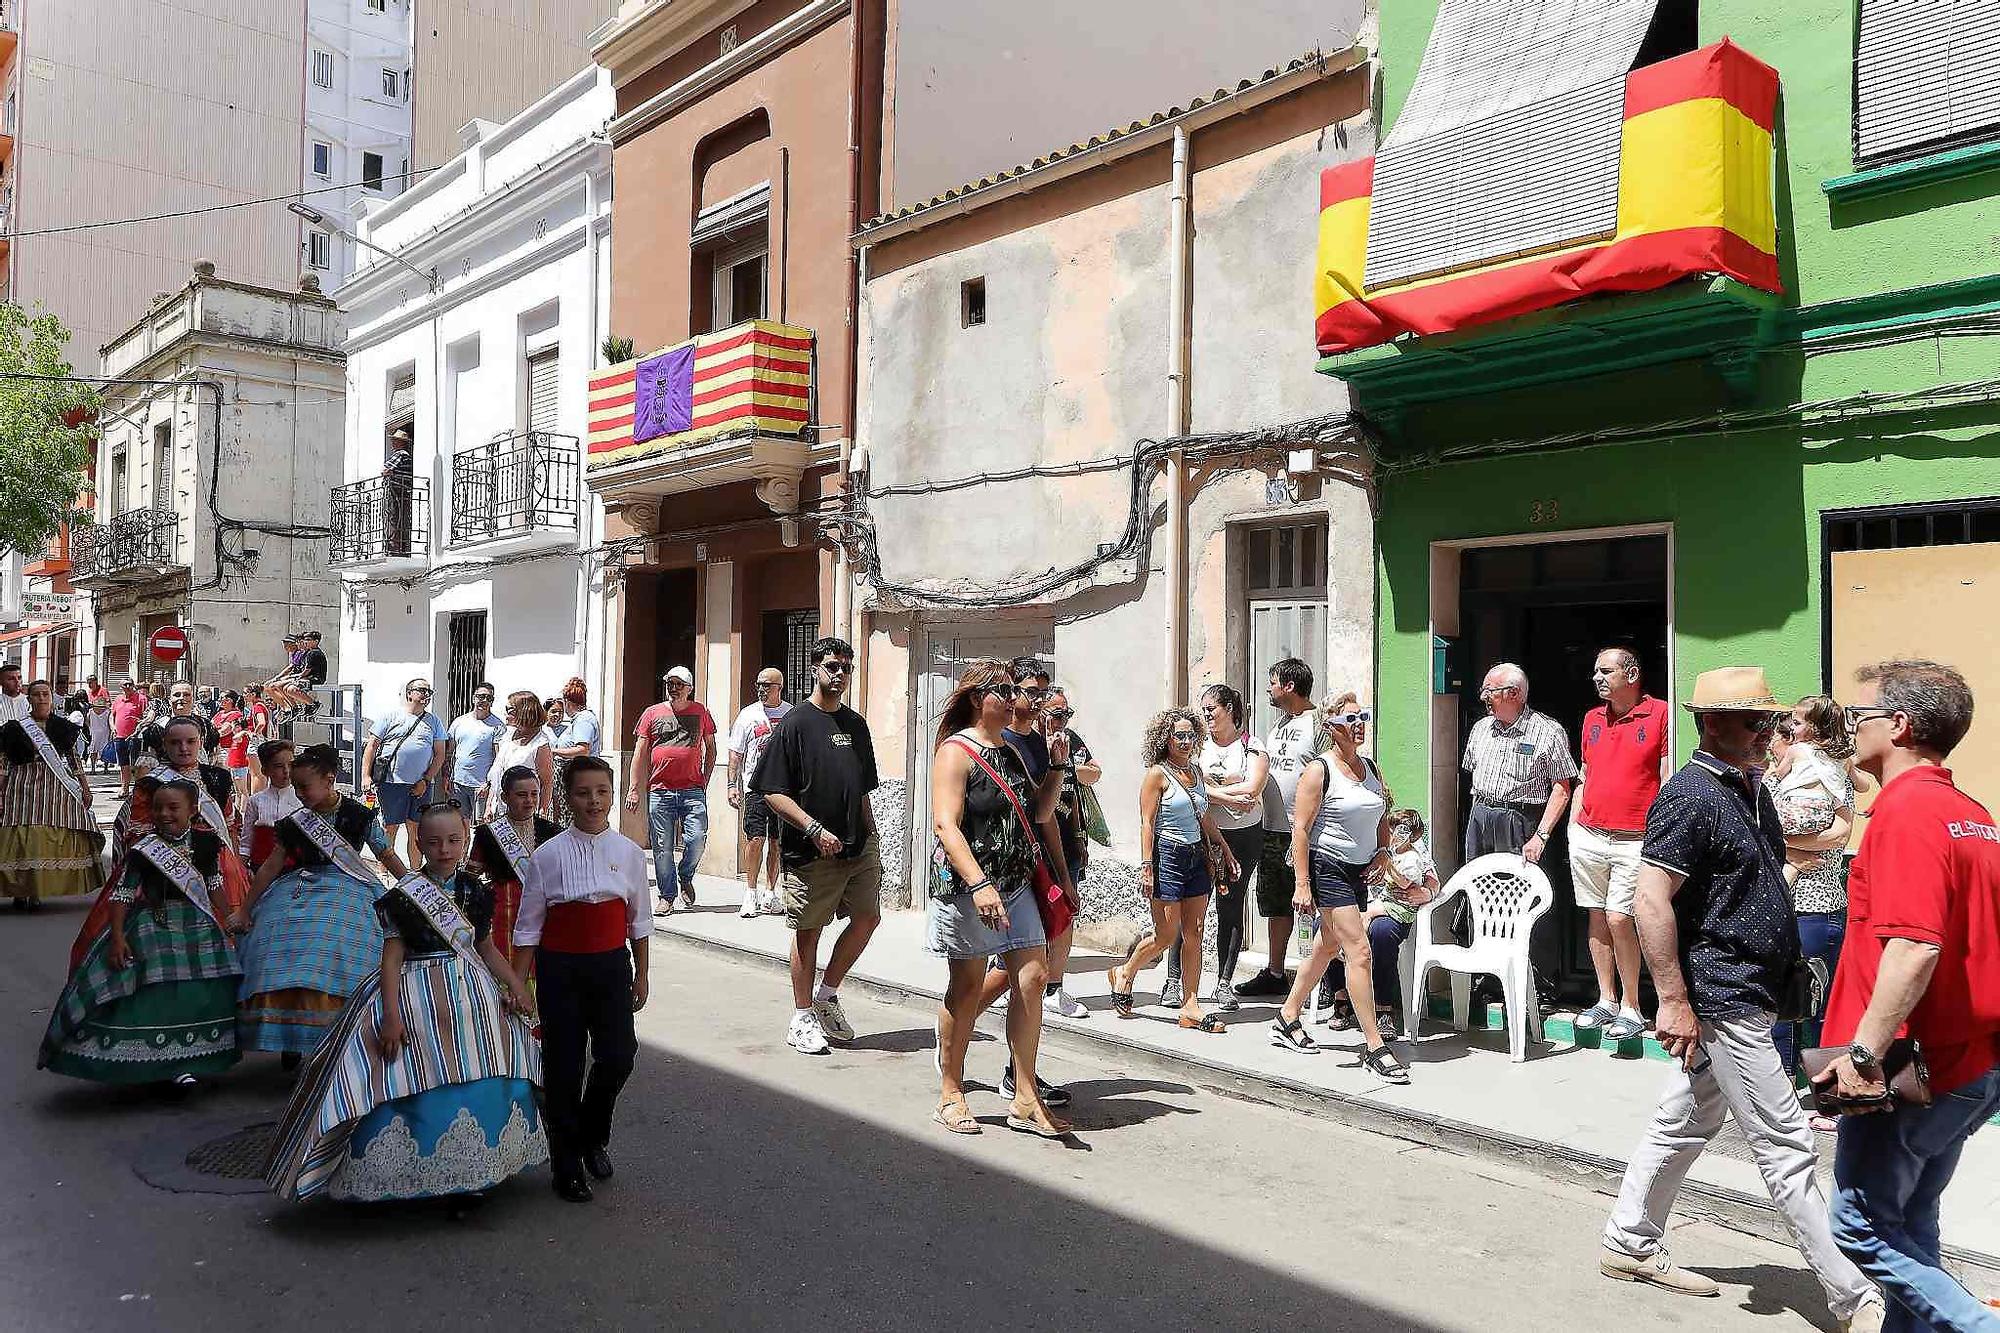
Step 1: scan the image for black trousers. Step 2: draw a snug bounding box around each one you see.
[1464,800,1539,862]
[537,947,637,1175]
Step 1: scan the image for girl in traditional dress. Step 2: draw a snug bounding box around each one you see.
[467,765,559,972]
[38,780,241,1087]
[0,680,106,909]
[237,739,302,869]
[266,803,544,1211]
[234,744,407,1066]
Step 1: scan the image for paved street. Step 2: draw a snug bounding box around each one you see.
[2,896,1855,1333]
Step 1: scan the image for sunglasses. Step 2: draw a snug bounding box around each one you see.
[1170,729,1199,742]
[1047,709,1074,723]
[1328,709,1372,728]
[984,683,1018,701]
[474,694,495,702]
[819,661,853,676]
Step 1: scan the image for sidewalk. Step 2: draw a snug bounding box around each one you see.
[656,870,2000,1287]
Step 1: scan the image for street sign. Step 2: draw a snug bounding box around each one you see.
[148,625,191,663]
[22,593,74,620]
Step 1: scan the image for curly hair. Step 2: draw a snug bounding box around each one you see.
[1139,707,1204,766]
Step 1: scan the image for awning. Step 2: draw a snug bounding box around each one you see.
[1366,0,1661,289]
[0,623,58,647]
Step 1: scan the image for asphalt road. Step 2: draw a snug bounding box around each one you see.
[1,894,1848,1332]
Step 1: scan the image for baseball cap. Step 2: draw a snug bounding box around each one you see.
[664,666,694,686]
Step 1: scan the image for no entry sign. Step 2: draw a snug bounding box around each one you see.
[148,625,191,663]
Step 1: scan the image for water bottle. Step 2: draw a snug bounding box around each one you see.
[1295,907,1316,955]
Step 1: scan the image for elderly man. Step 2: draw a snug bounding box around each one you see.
[1461,663,1575,864]
[1601,667,1882,1331]
[1820,661,1999,1332]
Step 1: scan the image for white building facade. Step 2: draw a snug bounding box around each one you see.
[304,0,418,290]
[335,66,613,734]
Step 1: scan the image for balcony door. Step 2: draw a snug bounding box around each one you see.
[151,422,173,513]
[710,237,768,331]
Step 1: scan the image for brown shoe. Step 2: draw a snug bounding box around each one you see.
[1599,1247,1719,1296]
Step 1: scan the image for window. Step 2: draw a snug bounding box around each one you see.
[525,347,561,432]
[311,141,331,180]
[308,229,331,271]
[108,449,128,516]
[381,67,399,99]
[362,151,384,191]
[151,422,173,513]
[1243,519,1329,741]
[311,50,334,89]
[444,612,488,720]
[709,238,767,329]
[1854,0,2000,166]
[960,277,986,328]
[366,0,385,10]
[402,69,412,102]
[1246,521,1326,595]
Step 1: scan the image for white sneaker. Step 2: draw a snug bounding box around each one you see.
[738,895,760,919]
[786,1010,831,1055]
[1043,986,1088,1019]
[760,890,785,916]
[813,994,856,1043]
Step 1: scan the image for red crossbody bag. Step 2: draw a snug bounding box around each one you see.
[950,737,1075,939]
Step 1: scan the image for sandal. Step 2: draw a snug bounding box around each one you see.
[1270,1016,1318,1053]
[1006,1108,1072,1139]
[1107,969,1135,1018]
[932,1097,982,1135]
[1178,1012,1226,1033]
[1361,1043,1411,1085]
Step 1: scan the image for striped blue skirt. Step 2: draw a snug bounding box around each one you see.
[329,1076,544,1202]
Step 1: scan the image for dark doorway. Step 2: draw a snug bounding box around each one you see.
[1457,534,1669,999]
[652,569,699,695]
[760,608,820,706]
[444,611,488,721]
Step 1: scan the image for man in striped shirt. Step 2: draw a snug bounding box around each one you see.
[1461,663,1576,865]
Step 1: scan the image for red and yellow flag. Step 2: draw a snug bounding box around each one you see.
[588,320,813,470]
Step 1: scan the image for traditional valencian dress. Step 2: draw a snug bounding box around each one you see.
[38,826,242,1083]
[265,867,546,1202]
[70,763,247,971]
[468,813,559,971]
[0,714,105,904]
[235,798,390,1055]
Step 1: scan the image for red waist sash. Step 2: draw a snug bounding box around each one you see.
[539,898,629,954]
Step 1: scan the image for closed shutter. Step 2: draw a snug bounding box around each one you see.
[386,369,417,428]
[526,348,561,433]
[1855,0,2000,165]
[104,644,131,677]
[1366,0,1659,290]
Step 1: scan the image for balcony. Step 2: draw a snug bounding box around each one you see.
[448,431,579,553]
[330,474,430,572]
[69,509,183,587]
[585,319,827,515]
[1314,41,1782,421]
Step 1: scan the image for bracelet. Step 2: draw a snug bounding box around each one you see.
[1138,860,1154,869]
[964,877,992,892]
[805,819,825,840]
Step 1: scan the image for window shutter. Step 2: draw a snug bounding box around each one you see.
[386,370,417,427]
[1855,0,2000,164]
[526,349,561,433]
[1365,0,1660,290]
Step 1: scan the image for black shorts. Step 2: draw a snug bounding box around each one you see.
[1308,852,1370,912]
[742,791,776,840]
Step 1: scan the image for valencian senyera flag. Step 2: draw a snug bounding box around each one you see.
[1315,40,1781,356]
[587,320,813,470]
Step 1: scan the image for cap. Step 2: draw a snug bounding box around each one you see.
[302,630,322,641]
[664,666,694,686]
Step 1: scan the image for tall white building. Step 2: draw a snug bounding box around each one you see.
[303,0,417,290]
[335,66,611,730]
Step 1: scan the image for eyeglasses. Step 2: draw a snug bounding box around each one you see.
[1047,709,1074,723]
[409,686,433,696]
[1479,685,1522,701]
[1014,683,1047,701]
[758,679,784,690]
[1843,705,1897,729]
[1745,712,1785,735]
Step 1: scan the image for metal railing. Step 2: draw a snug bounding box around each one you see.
[330,473,430,565]
[448,431,579,547]
[69,508,180,582]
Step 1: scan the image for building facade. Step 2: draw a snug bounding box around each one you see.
[304,0,418,290]
[1316,0,2000,992]
[72,264,345,689]
[412,0,618,171]
[334,65,612,733]
[854,28,1373,905]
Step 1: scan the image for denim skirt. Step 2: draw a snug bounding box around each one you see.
[1308,852,1370,911]
[926,882,1047,960]
[1153,837,1213,902]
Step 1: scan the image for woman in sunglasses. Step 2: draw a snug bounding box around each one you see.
[1107,707,1240,1030]
[484,691,556,822]
[1269,698,1409,1083]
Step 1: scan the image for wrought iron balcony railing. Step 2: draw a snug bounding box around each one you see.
[330,472,430,566]
[449,431,579,548]
[69,508,181,584]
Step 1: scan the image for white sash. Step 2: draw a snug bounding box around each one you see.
[19,716,88,810]
[132,833,224,931]
[149,763,228,838]
[289,804,382,886]
[487,817,535,885]
[385,871,486,972]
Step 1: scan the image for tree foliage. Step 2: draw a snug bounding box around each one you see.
[0,303,99,559]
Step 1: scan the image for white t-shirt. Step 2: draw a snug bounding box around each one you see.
[486,728,555,816]
[1199,732,1267,831]
[1260,708,1323,833]
[728,701,792,786]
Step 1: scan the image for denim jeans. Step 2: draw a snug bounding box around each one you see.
[1774,910,1846,1072]
[647,787,708,903]
[1831,1066,2000,1332]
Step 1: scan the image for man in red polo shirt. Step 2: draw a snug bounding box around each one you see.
[1817,659,2000,1331]
[1570,647,1670,1043]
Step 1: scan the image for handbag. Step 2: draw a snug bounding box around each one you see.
[1801,1039,1933,1115]
[950,738,1074,939]
[369,713,425,789]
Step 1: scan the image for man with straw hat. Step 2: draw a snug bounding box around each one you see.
[1599,667,1884,1331]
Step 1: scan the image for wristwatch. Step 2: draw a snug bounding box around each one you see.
[1848,1041,1880,1071]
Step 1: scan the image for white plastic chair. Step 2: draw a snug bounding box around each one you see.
[1404,853,1553,1062]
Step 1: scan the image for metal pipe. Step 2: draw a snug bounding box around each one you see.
[575,164,602,680]
[1163,124,1192,704]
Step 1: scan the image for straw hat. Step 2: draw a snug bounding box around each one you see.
[1683,667,1783,713]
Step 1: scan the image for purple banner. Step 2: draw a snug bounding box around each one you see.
[631,344,695,444]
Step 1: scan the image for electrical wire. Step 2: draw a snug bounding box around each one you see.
[2,166,449,240]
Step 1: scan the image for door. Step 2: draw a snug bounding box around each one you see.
[1245,519,1329,739]
[1248,601,1328,739]
[444,611,487,721]
[760,608,820,706]
[910,625,1053,900]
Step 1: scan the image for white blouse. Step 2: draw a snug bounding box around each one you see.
[485,727,554,817]
[514,825,651,947]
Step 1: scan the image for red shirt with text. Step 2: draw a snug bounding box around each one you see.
[635,701,716,792]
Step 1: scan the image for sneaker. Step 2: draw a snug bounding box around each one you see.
[1270,1016,1317,1053]
[1598,1247,1719,1297]
[760,890,785,916]
[1843,1297,1886,1333]
[1574,1001,1617,1031]
[654,899,675,918]
[1320,996,1357,1031]
[1374,1008,1400,1039]
[786,1010,831,1055]
[738,895,760,919]
[813,994,856,1043]
[1604,1011,1647,1042]
[1234,969,1290,998]
[1000,1065,1073,1109]
[1043,987,1088,1020]
[679,886,697,908]
[1210,980,1241,1013]
[1158,980,1184,1010]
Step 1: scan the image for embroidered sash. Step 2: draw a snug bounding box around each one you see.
[132,833,223,931]
[19,716,88,811]
[290,805,381,886]
[149,763,229,837]
[385,872,485,972]
[488,817,535,885]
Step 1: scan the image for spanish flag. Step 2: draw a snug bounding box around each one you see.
[1316,40,1780,357]
[588,320,814,470]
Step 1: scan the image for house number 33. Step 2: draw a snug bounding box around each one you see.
[1529,498,1561,525]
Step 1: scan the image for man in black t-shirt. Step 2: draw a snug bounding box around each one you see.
[752,636,881,1056]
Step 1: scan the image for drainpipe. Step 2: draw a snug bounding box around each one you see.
[841,0,866,656]
[1163,124,1192,705]
[574,159,602,680]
